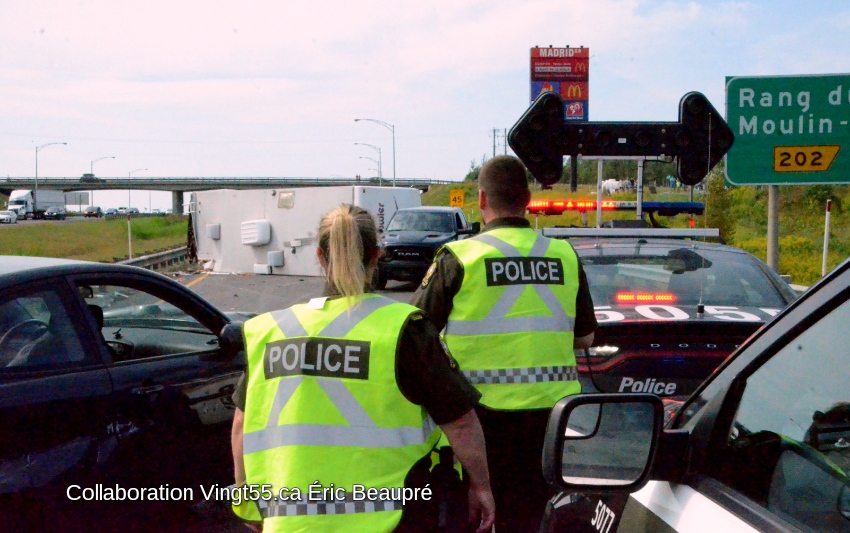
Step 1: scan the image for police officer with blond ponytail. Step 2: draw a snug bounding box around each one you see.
[231,204,495,533]
[412,156,597,533]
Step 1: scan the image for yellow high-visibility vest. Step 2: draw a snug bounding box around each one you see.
[443,228,581,410]
[237,294,441,532]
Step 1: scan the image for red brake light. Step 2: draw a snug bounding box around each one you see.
[526,199,629,215]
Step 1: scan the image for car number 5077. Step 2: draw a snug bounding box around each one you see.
[591,500,616,533]
[594,305,780,323]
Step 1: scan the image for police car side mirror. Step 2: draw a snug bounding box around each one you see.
[542,394,664,493]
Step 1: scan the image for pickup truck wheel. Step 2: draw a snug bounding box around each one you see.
[373,269,388,290]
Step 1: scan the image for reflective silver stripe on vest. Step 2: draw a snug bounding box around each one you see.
[258,492,403,518]
[462,365,578,385]
[271,296,395,339]
[445,233,575,336]
[244,409,436,453]
[270,308,309,338]
[244,296,438,455]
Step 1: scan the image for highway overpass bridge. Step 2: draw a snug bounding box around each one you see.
[0,177,456,213]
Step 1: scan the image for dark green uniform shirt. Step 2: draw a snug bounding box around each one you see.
[411,216,598,336]
[232,286,481,425]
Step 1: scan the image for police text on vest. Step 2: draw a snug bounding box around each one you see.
[264,337,371,380]
[485,257,564,286]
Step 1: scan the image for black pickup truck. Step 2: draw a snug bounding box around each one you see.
[375,206,479,288]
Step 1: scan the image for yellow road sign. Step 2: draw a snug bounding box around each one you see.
[773,145,840,173]
[449,190,465,208]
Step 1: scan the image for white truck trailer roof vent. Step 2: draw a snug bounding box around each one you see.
[241,220,272,246]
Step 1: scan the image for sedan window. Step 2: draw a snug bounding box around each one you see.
[81,284,217,363]
[0,288,87,369]
[709,297,850,533]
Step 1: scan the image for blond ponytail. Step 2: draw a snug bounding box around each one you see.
[318,204,379,300]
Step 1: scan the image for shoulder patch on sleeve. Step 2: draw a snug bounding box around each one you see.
[420,262,438,288]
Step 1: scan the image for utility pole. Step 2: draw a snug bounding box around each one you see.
[492,128,509,158]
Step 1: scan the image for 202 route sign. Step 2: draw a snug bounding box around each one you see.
[726,74,850,186]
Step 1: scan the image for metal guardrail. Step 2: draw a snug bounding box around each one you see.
[119,246,188,271]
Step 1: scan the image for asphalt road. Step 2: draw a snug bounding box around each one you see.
[173,271,420,313]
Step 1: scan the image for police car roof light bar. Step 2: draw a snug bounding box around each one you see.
[540,228,720,239]
[527,200,704,216]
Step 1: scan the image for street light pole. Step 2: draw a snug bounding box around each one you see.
[34,142,67,219]
[354,143,382,186]
[127,168,147,259]
[90,156,115,206]
[359,156,382,184]
[355,118,395,187]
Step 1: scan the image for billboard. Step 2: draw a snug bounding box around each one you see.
[531,47,589,121]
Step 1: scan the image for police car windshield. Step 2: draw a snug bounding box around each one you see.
[386,211,453,233]
[581,248,786,308]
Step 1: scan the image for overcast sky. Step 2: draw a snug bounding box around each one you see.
[1,0,849,210]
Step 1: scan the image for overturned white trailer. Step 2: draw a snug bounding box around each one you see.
[191,186,421,276]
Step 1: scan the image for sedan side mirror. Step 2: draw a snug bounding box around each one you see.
[217,322,245,360]
[543,394,664,493]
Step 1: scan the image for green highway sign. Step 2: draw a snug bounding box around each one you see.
[726,74,850,185]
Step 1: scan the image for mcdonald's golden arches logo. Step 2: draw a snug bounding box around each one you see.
[560,83,588,102]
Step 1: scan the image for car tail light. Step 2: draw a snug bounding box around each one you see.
[662,399,684,424]
[615,292,677,304]
[580,345,620,367]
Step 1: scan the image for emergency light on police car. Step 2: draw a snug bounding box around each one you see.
[614,293,677,304]
[527,199,618,215]
[526,200,705,217]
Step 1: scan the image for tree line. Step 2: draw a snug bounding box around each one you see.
[464,156,677,186]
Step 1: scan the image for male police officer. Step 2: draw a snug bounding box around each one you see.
[412,155,597,533]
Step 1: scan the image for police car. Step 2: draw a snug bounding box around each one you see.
[532,202,796,417]
[539,255,850,533]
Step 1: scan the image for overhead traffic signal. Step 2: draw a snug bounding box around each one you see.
[508,91,734,186]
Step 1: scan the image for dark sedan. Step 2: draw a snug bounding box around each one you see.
[85,206,103,218]
[43,206,67,220]
[0,256,251,531]
[565,235,797,410]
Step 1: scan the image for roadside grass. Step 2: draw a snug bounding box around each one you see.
[0,216,187,263]
[422,182,850,285]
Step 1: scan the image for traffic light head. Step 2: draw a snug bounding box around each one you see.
[676,92,734,186]
[508,92,567,186]
[508,91,735,187]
